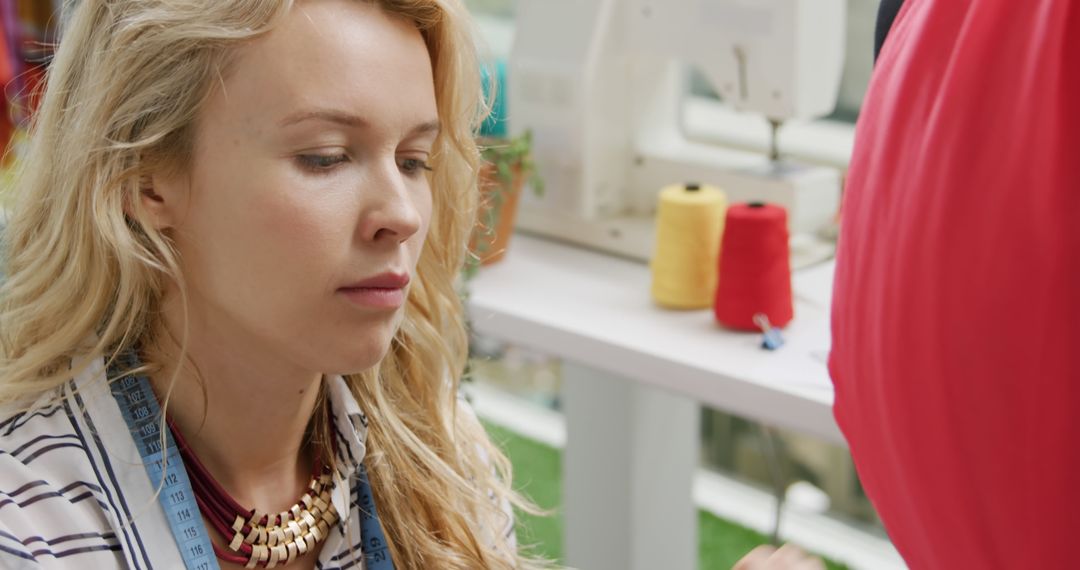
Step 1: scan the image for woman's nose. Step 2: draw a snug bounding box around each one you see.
[357,160,425,244]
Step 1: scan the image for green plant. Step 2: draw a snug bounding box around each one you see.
[463,129,544,281]
[461,130,545,368]
[479,129,544,197]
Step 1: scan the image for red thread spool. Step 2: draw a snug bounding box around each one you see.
[714,203,793,331]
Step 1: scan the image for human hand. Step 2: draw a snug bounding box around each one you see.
[732,544,826,570]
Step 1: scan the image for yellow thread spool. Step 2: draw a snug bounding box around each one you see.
[650,182,727,309]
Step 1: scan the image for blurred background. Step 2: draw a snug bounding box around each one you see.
[460,1,898,568]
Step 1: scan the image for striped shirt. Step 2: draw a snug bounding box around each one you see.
[0,356,514,569]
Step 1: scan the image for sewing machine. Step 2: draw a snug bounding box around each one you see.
[508,0,846,265]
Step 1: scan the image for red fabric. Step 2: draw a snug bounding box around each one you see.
[0,16,13,157]
[20,62,44,121]
[830,1,1080,568]
[714,203,793,331]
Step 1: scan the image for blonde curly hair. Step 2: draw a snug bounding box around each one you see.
[0,1,544,568]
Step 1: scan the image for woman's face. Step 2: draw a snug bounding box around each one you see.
[153,0,438,375]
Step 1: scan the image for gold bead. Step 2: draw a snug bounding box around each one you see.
[287,520,302,541]
[229,531,245,552]
[301,511,317,531]
[257,544,269,560]
[246,544,268,569]
[232,515,246,533]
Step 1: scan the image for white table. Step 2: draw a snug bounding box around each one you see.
[467,233,841,570]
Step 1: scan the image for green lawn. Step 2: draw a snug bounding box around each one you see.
[484,422,849,570]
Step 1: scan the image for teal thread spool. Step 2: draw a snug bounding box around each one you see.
[480,59,508,138]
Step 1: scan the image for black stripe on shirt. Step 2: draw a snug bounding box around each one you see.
[65,385,150,570]
[317,556,363,570]
[0,488,108,514]
[18,490,102,511]
[328,541,362,563]
[0,404,64,437]
[329,402,359,469]
[4,441,87,465]
[0,542,35,562]
[28,543,124,559]
[0,479,104,499]
[2,480,49,498]
[0,480,108,513]
[6,434,81,460]
[0,529,119,548]
[338,555,364,570]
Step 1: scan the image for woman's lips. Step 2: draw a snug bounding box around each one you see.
[338,286,405,309]
[337,272,409,308]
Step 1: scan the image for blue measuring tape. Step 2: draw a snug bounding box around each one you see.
[108,352,220,570]
[355,463,393,569]
[108,350,396,569]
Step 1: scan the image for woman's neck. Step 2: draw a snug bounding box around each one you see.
[146,313,324,512]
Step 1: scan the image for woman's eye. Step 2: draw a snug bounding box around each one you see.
[297,153,348,172]
[400,158,433,176]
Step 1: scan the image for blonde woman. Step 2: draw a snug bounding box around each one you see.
[0,0,540,568]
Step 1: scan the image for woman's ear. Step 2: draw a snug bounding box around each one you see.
[132,171,188,230]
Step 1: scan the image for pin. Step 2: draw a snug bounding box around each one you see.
[754,313,785,351]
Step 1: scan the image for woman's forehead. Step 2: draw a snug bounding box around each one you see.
[205,0,437,136]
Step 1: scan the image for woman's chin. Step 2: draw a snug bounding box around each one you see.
[318,338,395,377]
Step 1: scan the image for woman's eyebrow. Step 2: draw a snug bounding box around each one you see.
[407,120,441,137]
[278,111,439,138]
[279,108,369,128]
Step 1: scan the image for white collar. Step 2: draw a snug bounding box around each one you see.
[324,374,369,517]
